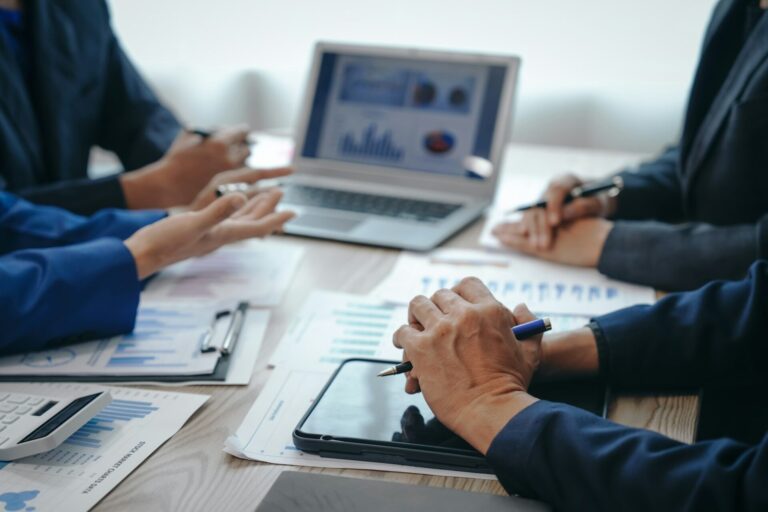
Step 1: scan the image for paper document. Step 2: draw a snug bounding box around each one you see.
[371,249,655,317]
[0,382,207,512]
[230,291,493,478]
[269,291,406,370]
[225,366,495,480]
[479,174,549,249]
[0,303,269,383]
[143,240,303,307]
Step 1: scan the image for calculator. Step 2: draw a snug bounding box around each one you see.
[0,389,112,461]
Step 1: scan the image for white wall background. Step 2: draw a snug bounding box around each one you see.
[108,0,718,154]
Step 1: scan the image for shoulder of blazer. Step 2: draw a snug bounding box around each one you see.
[684,13,768,185]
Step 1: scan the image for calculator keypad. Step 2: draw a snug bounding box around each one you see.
[0,392,51,447]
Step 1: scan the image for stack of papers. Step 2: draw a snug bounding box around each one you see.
[371,248,655,317]
[0,382,207,512]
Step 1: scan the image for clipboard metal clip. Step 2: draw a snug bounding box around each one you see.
[199,301,250,355]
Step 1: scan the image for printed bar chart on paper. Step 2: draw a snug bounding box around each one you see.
[0,303,220,377]
[64,399,159,449]
[0,382,207,512]
[269,291,406,370]
[371,249,655,317]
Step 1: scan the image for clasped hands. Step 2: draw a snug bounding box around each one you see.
[393,277,541,455]
[492,174,616,267]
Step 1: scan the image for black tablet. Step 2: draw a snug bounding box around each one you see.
[293,358,608,474]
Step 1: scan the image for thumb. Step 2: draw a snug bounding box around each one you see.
[193,193,246,229]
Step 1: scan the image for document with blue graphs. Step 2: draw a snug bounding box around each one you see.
[371,249,655,317]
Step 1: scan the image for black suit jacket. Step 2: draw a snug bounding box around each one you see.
[0,0,181,214]
[598,0,768,291]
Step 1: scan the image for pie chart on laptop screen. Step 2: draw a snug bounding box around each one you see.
[424,131,456,154]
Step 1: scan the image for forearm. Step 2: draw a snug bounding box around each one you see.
[598,220,758,291]
[17,175,127,214]
[0,193,165,251]
[486,400,768,511]
[0,239,141,354]
[594,261,768,389]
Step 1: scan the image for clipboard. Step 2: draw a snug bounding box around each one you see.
[0,302,250,384]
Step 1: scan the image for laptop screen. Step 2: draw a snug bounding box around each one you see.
[301,52,507,180]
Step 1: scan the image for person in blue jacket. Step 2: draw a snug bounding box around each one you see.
[393,269,768,511]
[0,189,294,354]
[0,0,279,215]
[493,0,768,292]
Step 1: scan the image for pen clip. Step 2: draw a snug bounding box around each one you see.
[220,301,250,356]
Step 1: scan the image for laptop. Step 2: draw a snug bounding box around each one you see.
[280,42,520,250]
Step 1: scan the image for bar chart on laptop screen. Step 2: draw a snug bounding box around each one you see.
[338,124,404,162]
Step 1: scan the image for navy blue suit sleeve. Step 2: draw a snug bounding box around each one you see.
[17,175,130,216]
[0,238,141,354]
[596,219,758,291]
[593,261,768,389]
[613,146,684,222]
[486,400,768,511]
[0,192,164,253]
[95,4,181,171]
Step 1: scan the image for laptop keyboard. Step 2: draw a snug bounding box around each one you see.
[282,185,462,223]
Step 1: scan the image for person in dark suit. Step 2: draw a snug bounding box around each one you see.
[0,0,284,215]
[493,0,768,292]
[393,272,768,511]
[0,189,294,354]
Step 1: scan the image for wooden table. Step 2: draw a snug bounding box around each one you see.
[95,144,699,511]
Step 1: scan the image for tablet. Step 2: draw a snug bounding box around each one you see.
[293,358,607,473]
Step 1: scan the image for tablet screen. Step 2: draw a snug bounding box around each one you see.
[299,359,476,452]
[298,359,606,453]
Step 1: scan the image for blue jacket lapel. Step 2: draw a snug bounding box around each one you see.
[684,10,768,187]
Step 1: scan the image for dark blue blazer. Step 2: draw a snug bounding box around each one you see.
[486,262,768,511]
[0,0,181,215]
[0,191,163,354]
[598,0,768,291]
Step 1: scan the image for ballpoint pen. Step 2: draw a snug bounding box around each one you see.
[377,317,552,377]
[507,176,623,214]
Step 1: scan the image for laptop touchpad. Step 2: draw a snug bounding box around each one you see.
[291,213,362,233]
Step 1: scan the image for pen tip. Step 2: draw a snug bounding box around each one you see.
[377,368,396,377]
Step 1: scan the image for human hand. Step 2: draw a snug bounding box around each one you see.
[124,189,294,279]
[499,174,617,250]
[492,217,614,268]
[393,277,542,453]
[121,125,252,209]
[187,166,293,211]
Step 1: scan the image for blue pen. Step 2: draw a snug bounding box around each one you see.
[377,317,552,377]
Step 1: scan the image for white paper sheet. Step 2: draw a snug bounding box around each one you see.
[268,291,406,370]
[0,383,207,512]
[142,239,303,308]
[479,174,549,250]
[224,366,495,480]
[0,304,269,385]
[371,248,655,317]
